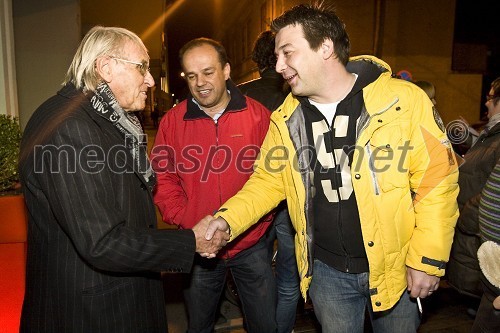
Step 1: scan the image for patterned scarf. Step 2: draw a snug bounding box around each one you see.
[90,82,155,190]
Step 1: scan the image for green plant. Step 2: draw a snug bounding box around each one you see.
[0,114,22,192]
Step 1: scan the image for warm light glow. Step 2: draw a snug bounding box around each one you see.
[140,0,187,42]
[180,72,185,77]
[214,0,222,29]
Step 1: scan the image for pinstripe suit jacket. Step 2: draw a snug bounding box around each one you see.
[19,84,195,332]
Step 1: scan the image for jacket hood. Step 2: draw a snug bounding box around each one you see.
[349,55,392,74]
[347,56,388,95]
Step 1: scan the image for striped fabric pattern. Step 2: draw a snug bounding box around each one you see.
[479,159,500,243]
[19,84,196,332]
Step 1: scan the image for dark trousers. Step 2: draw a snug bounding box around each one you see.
[267,207,301,333]
[184,237,277,333]
[471,274,500,333]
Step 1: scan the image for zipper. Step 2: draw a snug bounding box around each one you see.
[365,143,380,195]
[329,123,350,270]
[215,122,222,207]
[214,121,229,259]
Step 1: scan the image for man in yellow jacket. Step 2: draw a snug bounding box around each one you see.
[205,3,459,333]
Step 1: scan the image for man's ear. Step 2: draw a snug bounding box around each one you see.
[96,56,112,83]
[223,62,231,81]
[321,39,335,60]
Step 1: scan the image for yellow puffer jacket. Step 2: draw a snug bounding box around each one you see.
[216,55,459,311]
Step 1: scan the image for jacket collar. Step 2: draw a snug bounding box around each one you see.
[347,56,398,115]
[57,83,153,192]
[349,55,392,74]
[485,120,500,136]
[346,58,384,97]
[184,79,247,120]
[295,59,382,115]
[58,84,123,139]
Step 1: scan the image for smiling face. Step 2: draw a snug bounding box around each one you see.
[181,43,231,115]
[106,40,154,111]
[275,24,327,99]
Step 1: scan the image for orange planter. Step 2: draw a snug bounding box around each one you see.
[0,194,28,333]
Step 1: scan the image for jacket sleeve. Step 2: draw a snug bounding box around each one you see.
[32,117,195,273]
[150,116,187,226]
[406,90,460,276]
[216,121,287,239]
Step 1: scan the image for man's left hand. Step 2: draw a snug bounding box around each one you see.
[406,266,440,298]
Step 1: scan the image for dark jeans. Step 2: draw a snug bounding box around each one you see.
[309,259,420,333]
[184,237,276,333]
[271,207,300,333]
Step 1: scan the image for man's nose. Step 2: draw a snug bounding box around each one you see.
[196,76,206,86]
[145,71,155,87]
[275,54,287,73]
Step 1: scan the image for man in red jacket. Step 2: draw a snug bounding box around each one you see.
[150,38,276,333]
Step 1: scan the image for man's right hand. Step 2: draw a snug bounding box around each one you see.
[205,217,230,241]
[192,216,229,258]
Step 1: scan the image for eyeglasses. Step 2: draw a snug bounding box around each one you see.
[111,57,150,76]
[486,94,498,101]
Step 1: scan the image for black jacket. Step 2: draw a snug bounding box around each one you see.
[447,121,500,298]
[238,68,289,111]
[19,84,196,332]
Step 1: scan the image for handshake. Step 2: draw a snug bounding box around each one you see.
[192,216,231,258]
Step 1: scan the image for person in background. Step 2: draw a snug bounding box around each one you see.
[150,37,276,333]
[238,30,299,333]
[413,80,478,156]
[414,80,437,106]
[448,76,500,318]
[151,103,160,128]
[18,26,228,333]
[238,30,289,111]
[477,77,500,140]
[448,116,483,157]
[205,3,459,333]
[471,157,500,332]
